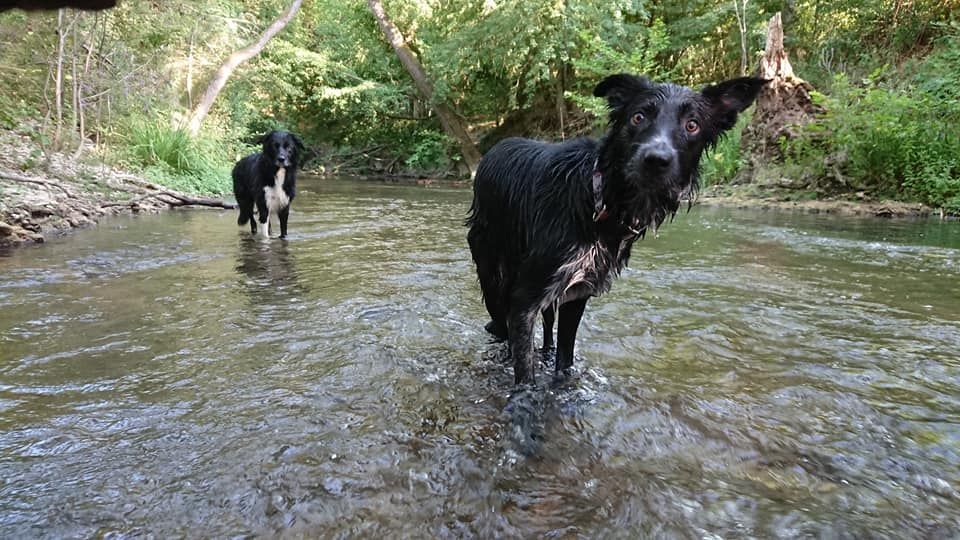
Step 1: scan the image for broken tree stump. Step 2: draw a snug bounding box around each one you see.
[740,12,822,175]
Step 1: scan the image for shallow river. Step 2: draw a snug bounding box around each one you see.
[1,177,959,537]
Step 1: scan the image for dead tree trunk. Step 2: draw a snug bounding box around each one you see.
[740,12,821,174]
[733,0,749,75]
[184,0,302,136]
[367,0,481,177]
[73,12,96,158]
[53,9,66,149]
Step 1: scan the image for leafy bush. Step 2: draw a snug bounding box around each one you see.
[122,118,230,194]
[700,113,750,187]
[403,130,452,172]
[0,92,35,130]
[787,38,960,212]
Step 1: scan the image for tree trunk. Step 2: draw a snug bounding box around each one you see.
[69,11,79,153]
[366,0,481,177]
[53,9,66,149]
[184,0,302,136]
[740,12,821,174]
[733,0,749,76]
[73,11,96,158]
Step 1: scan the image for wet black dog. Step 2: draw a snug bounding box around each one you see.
[467,73,766,385]
[233,130,304,239]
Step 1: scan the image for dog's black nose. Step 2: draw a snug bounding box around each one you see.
[642,148,674,169]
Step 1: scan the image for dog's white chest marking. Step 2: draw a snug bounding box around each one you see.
[264,167,290,213]
[258,167,290,238]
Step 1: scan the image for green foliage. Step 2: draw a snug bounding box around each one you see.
[123,118,230,194]
[700,113,750,187]
[788,0,957,88]
[403,130,452,172]
[1,0,958,206]
[567,18,671,125]
[422,0,659,114]
[246,39,410,146]
[0,93,34,130]
[787,32,960,211]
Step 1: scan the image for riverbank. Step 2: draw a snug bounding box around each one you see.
[699,184,939,219]
[327,171,943,219]
[1,125,946,250]
[0,129,234,248]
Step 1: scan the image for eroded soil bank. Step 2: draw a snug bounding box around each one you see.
[700,189,936,219]
[0,129,233,248]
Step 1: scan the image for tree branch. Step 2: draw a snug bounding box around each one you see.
[184,0,303,135]
[1,171,78,196]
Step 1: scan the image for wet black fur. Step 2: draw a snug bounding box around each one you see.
[467,74,766,385]
[233,130,304,239]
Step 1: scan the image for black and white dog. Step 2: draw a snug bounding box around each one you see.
[467,73,766,385]
[233,130,304,239]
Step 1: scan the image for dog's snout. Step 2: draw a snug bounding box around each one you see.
[642,146,674,169]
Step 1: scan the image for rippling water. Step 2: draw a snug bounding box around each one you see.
[1,177,959,537]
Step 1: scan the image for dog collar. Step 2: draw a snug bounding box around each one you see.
[592,160,608,222]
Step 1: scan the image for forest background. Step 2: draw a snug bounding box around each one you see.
[1,0,957,213]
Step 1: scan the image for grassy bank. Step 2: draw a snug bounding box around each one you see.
[0,124,237,247]
[115,119,235,195]
[700,30,960,216]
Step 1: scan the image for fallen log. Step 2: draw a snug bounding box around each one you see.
[1,171,79,197]
[2,169,235,210]
[102,188,237,210]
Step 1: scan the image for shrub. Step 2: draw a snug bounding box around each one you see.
[786,31,960,212]
[122,118,230,194]
[700,113,750,187]
[403,130,452,172]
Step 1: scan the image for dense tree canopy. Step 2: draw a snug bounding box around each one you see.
[0,0,957,208]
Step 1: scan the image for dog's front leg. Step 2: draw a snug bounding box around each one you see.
[508,307,537,385]
[556,297,588,373]
[256,197,270,239]
[278,206,290,239]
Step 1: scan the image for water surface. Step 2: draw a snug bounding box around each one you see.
[1,177,959,537]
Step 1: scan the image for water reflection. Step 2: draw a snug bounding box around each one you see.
[235,236,299,287]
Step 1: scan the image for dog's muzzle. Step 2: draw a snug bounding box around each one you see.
[637,141,676,172]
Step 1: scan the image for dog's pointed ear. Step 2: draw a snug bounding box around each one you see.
[701,77,768,131]
[292,134,305,151]
[255,131,275,145]
[593,73,652,111]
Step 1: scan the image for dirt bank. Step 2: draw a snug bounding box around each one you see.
[0,129,234,248]
[699,186,938,219]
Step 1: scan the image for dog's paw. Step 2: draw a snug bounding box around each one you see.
[502,384,546,457]
[539,346,557,367]
[484,320,508,341]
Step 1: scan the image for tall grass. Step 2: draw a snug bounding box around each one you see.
[123,118,231,194]
[699,113,750,187]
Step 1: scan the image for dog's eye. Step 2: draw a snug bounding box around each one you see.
[630,112,645,126]
[685,119,700,134]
